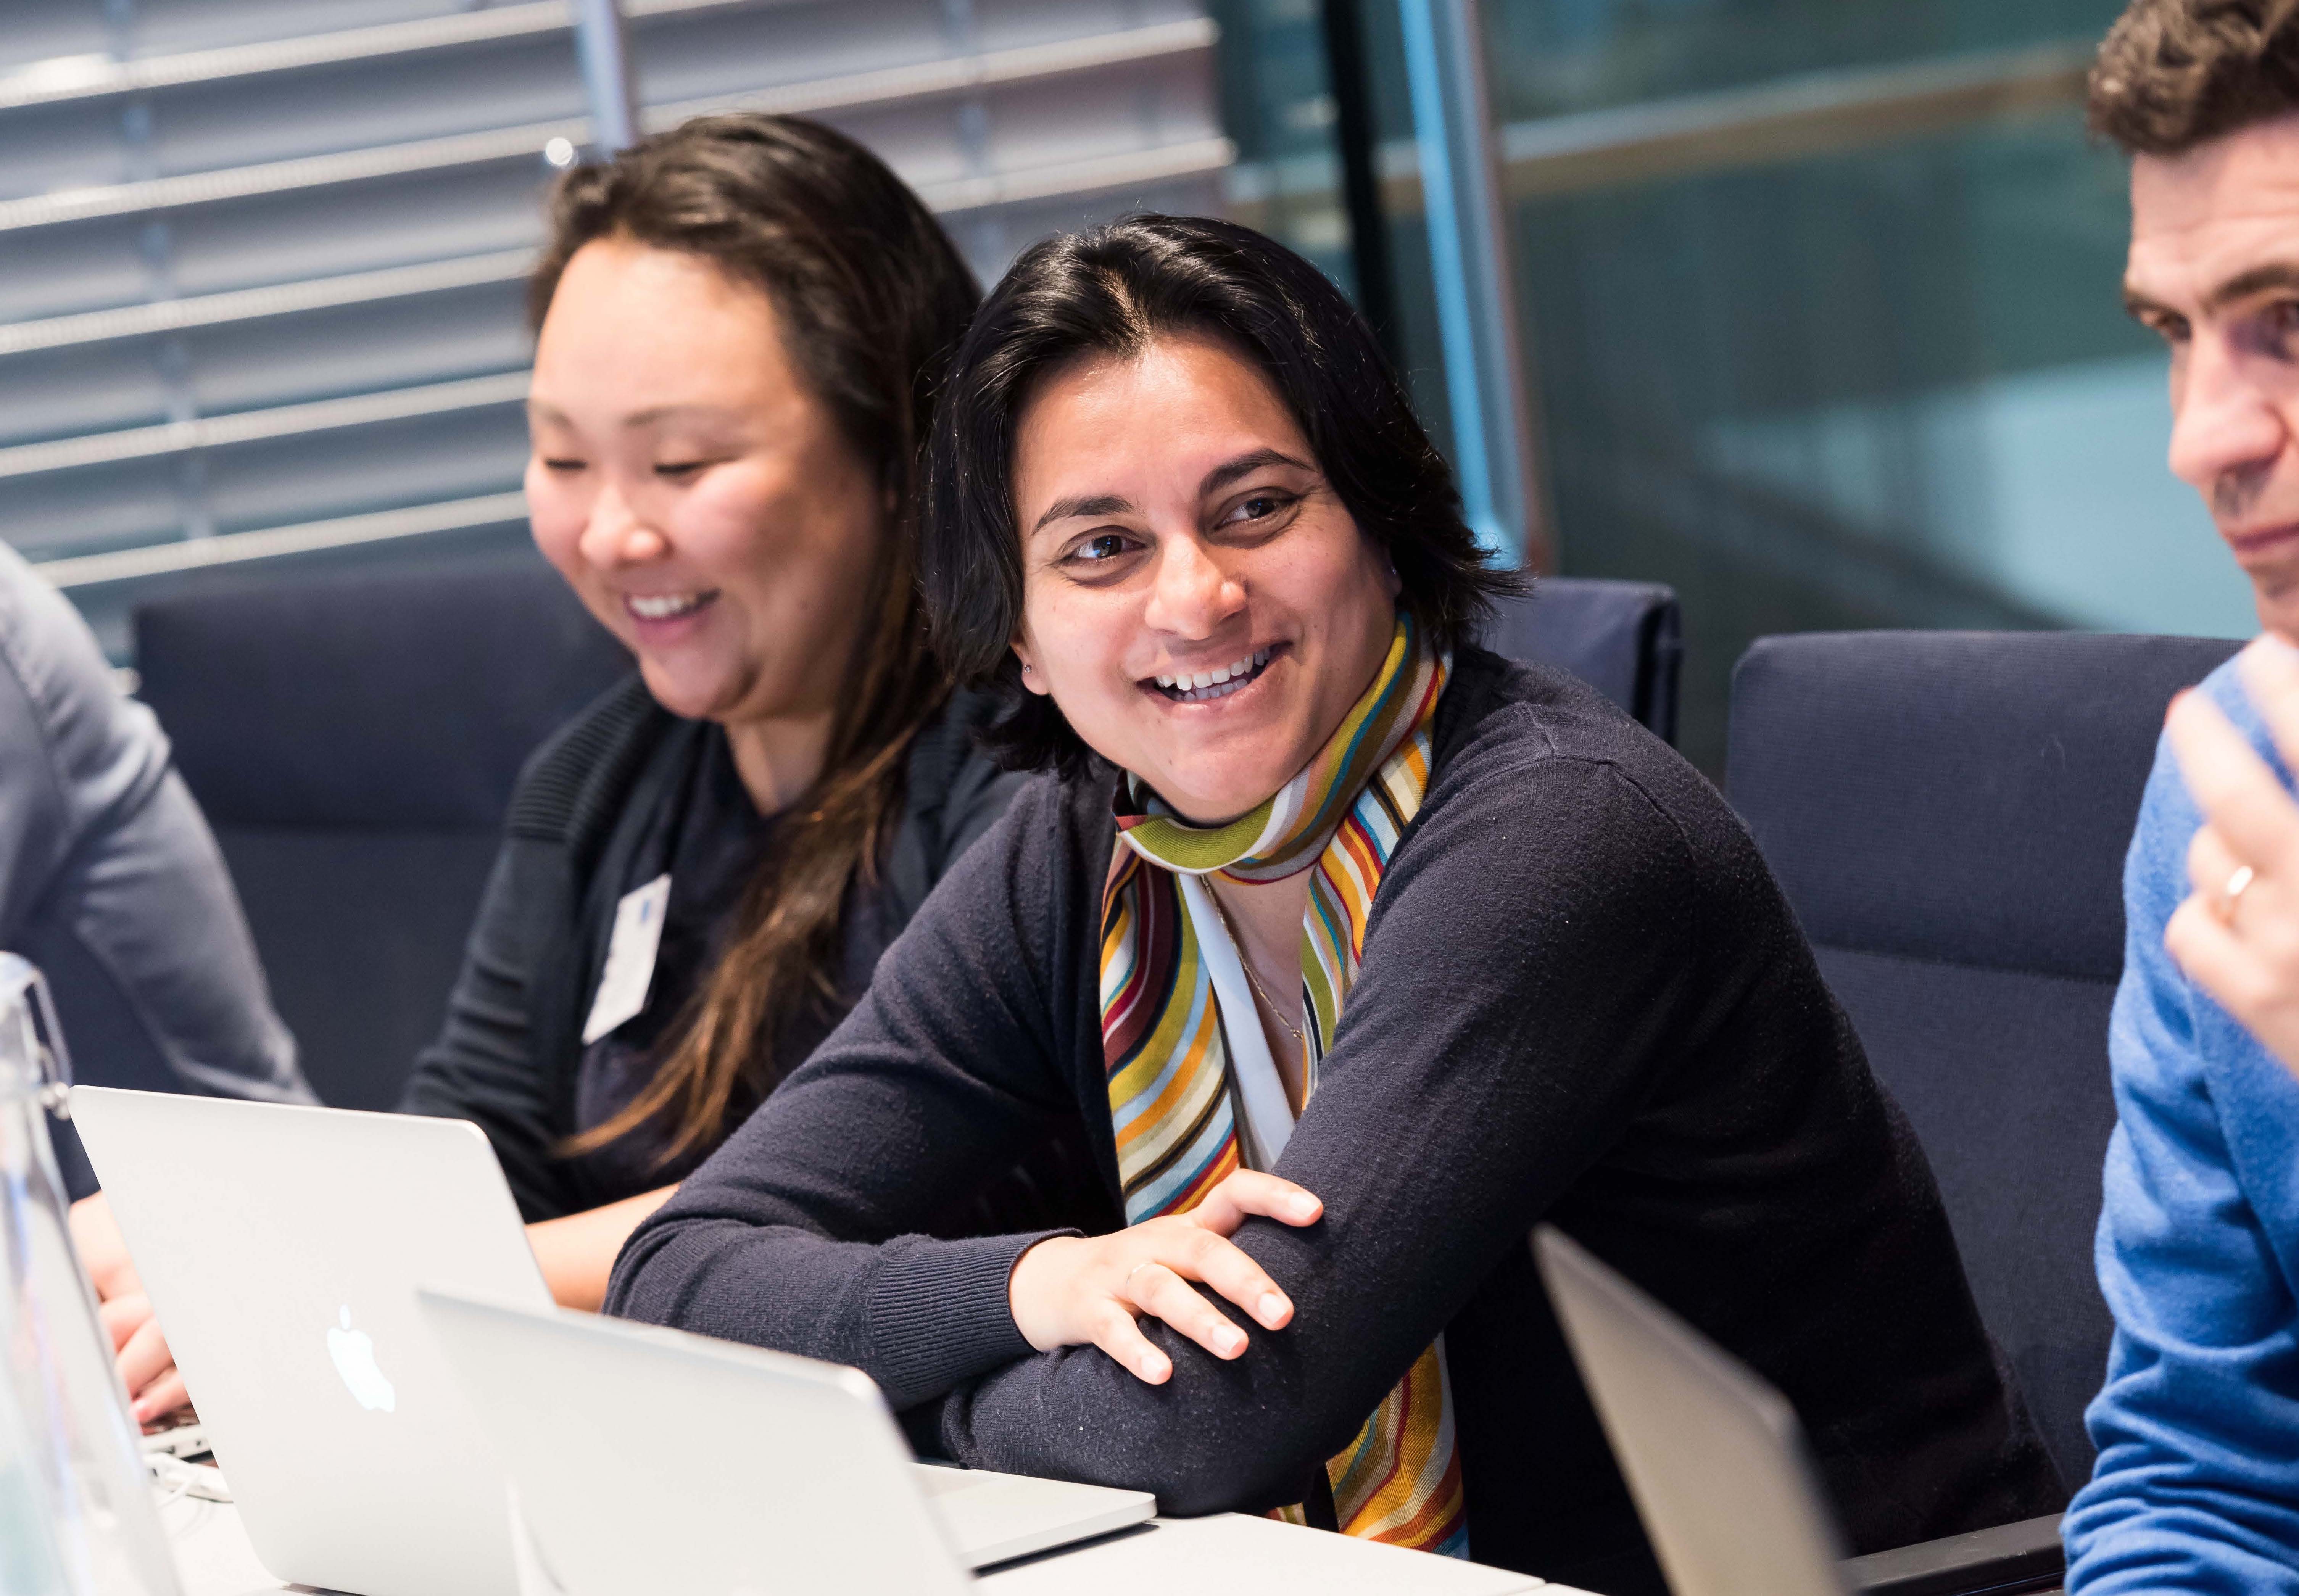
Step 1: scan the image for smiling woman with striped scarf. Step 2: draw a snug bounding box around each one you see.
[607,216,2062,1593]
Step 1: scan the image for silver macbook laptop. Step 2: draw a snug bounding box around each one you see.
[417,1285,1158,1595]
[72,1088,557,1596]
[1532,1224,1851,1596]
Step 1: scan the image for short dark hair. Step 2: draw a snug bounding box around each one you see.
[921,213,1517,775]
[2090,0,2299,155]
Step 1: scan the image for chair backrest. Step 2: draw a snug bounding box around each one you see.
[135,557,631,1109]
[1481,577,1682,743]
[1724,629,2243,1488]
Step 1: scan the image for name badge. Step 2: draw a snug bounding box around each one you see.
[582,874,671,1045]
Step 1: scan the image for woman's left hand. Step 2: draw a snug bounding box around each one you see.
[1007,1170,1321,1385]
[2164,637,2299,1074]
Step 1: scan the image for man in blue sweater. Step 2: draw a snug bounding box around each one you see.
[2067,3,2299,1590]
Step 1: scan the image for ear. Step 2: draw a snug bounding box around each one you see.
[1011,634,1052,697]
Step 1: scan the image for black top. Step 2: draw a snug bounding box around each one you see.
[568,731,780,1196]
[606,649,2061,1591]
[399,678,1028,1221]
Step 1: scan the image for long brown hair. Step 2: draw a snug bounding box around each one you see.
[533,115,978,1166]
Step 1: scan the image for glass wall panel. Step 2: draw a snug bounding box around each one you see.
[1518,110,2249,767]
[1342,0,2254,773]
[1484,0,2113,118]
[1211,0,1358,291]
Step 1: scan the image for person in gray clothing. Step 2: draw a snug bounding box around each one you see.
[0,536,314,1421]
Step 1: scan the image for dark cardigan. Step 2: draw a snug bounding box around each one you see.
[606,647,2062,1592]
[398,677,1027,1222]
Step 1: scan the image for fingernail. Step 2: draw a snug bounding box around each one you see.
[1217,1326,1245,1356]
[1287,1194,1318,1219]
[1143,1354,1169,1381]
[1258,1292,1288,1325]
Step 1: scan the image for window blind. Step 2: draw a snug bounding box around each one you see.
[0,0,1229,653]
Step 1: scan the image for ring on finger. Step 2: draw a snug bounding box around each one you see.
[1123,1261,1157,1293]
[2221,863,2259,923]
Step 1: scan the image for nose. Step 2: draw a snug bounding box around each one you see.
[1142,533,1245,639]
[2168,330,2290,508]
[575,479,667,570]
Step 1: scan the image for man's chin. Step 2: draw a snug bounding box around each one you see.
[2254,597,2299,645]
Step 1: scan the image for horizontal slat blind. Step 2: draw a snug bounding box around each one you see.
[0,0,1230,653]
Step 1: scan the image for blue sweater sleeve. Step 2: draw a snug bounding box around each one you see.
[2065,661,2299,1594]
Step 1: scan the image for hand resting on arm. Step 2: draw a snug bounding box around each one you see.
[1008,1170,1319,1383]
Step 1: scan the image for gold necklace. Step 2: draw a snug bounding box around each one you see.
[1239,956,1306,1046]
[1212,896,1306,1046]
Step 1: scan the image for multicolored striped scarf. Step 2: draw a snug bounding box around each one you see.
[1098,612,1467,1557]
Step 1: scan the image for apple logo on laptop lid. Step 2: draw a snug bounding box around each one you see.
[327,1306,396,1413]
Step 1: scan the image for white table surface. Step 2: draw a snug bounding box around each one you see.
[161,1491,1575,1596]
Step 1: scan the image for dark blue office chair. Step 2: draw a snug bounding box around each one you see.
[1481,577,1682,744]
[1725,629,2243,1587]
[133,557,632,1110]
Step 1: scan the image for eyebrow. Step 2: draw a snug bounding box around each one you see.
[1030,493,1134,535]
[525,400,738,427]
[1199,447,1315,497]
[2125,261,2299,321]
[625,404,741,427]
[1026,448,1318,535]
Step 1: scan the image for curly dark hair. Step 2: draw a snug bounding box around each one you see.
[2090,0,2299,154]
[528,114,978,1166]
[921,213,1518,775]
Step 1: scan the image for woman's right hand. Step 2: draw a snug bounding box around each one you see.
[69,1191,188,1426]
[1007,1170,1322,1385]
[2165,638,2299,1073]
[100,1293,188,1427]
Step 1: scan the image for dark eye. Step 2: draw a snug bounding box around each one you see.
[654,460,706,480]
[2152,313,2192,346]
[538,456,586,473]
[2268,301,2299,342]
[1073,532,1130,563]
[1223,491,1295,527]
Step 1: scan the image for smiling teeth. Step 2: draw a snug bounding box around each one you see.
[628,592,706,620]
[1156,648,1271,702]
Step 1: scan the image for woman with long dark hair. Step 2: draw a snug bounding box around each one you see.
[104,114,1051,1422]
[607,214,2062,1590]
[407,114,1033,1291]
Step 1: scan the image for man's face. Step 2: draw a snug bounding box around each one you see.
[2128,113,2299,640]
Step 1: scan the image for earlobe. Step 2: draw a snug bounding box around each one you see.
[1012,638,1051,697]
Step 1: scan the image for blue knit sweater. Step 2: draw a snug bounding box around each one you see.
[2067,653,2299,1593]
